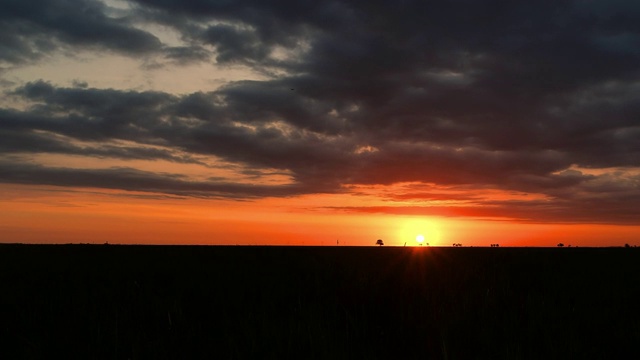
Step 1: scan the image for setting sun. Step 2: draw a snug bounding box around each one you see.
[396,217,443,246]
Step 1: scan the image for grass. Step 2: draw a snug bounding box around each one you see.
[1,244,639,359]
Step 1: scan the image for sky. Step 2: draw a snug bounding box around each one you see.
[1,0,640,247]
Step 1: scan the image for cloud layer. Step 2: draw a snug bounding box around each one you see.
[2,0,640,223]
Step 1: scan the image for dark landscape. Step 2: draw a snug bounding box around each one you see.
[1,244,639,359]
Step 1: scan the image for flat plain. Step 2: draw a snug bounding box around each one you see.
[1,244,639,359]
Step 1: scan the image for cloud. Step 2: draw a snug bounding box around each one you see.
[163,45,211,65]
[1,1,640,224]
[0,161,308,199]
[326,198,640,225]
[328,171,640,224]
[0,0,163,66]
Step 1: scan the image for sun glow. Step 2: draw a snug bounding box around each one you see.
[397,217,443,246]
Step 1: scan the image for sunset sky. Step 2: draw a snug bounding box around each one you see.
[2,0,640,246]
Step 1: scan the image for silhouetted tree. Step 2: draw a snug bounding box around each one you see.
[625,243,630,248]
[376,239,384,246]
[557,243,564,247]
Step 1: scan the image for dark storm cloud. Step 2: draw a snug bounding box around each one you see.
[0,123,208,165]
[2,1,640,223]
[1,81,355,193]
[218,80,347,133]
[163,46,211,64]
[0,0,163,65]
[5,81,174,142]
[201,25,270,64]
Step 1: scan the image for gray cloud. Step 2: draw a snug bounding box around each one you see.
[0,161,309,199]
[0,0,163,65]
[163,45,211,65]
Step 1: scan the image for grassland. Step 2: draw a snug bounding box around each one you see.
[1,244,639,359]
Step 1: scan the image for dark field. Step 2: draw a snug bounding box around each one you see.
[1,245,639,359]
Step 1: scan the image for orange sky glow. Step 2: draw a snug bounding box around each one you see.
[2,184,639,247]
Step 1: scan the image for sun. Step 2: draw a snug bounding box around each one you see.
[396,217,443,246]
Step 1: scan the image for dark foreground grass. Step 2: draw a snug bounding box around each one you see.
[1,245,639,359]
